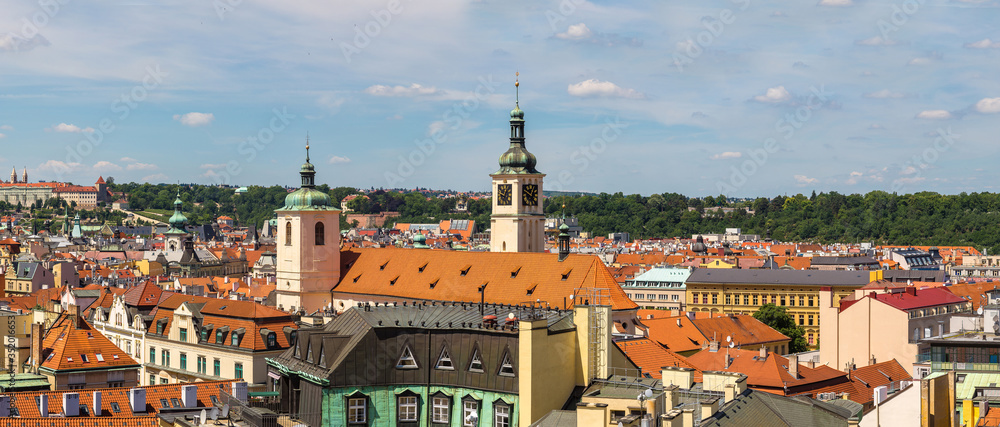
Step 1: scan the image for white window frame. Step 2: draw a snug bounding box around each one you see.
[432,396,450,423]
[398,395,418,422]
[348,397,366,424]
[463,400,479,427]
[494,404,510,427]
[397,345,419,370]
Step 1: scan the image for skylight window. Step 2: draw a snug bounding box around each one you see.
[95,353,104,362]
[80,354,89,363]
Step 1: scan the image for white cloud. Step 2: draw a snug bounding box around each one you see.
[428,120,447,135]
[0,125,11,131]
[856,36,896,46]
[567,79,644,99]
[868,124,885,130]
[38,160,82,174]
[864,89,906,99]
[794,175,819,185]
[120,157,137,163]
[200,163,229,169]
[916,110,952,120]
[975,98,1000,113]
[93,161,122,172]
[965,38,1000,49]
[173,112,214,127]
[0,34,50,52]
[846,171,864,185]
[363,83,438,97]
[710,152,742,160]
[908,56,936,65]
[819,0,853,5]
[141,173,168,183]
[753,86,791,103]
[328,156,351,164]
[0,133,4,139]
[556,23,593,41]
[126,162,158,171]
[49,123,95,133]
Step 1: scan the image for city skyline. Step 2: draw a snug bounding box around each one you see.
[1,0,998,196]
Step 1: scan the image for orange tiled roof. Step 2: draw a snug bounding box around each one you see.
[690,315,789,346]
[149,294,295,351]
[807,359,912,407]
[643,316,707,353]
[615,338,702,381]
[615,253,667,266]
[40,312,139,372]
[686,348,845,392]
[336,247,638,311]
[9,380,233,418]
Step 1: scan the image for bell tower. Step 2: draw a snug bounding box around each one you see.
[490,73,545,253]
[274,139,341,314]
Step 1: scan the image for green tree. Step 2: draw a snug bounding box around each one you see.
[752,303,808,353]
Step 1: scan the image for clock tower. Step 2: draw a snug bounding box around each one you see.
[490,74,545,253]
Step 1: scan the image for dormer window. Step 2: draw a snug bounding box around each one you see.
[435,346,454,370]
[396,345,418,369]
[498,350,515,377]
[468,347,484,373]
[266,332,277,349]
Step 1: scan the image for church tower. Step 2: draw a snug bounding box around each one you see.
[9,167,16,184]
[490,74,545,253]
[274,140,341,314]
[164,191,188,253]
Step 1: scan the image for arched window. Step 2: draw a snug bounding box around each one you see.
[315,222,325,246]
[285,222,292,246]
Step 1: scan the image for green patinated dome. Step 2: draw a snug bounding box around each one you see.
[510,106,524,119]
[168,193,188,229]
[559,222,570,232]
[279,141,336,211]
[498,144,538,174]
[284,187,331,209]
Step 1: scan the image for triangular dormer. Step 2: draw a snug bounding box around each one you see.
[318,344,325,366]
[468,345,484,373]
[498,348,515,377]
[435,346,454,370]
[396,344,418,369]
[306,342,313,363]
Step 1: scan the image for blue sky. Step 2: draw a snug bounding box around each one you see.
[1,0,998,197]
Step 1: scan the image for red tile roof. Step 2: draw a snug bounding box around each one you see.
[9,380,233,418]
[806,359,912,407]
[690,315,789,346]
[615,338,702,381]
[871,287,967,311]
[336,247,638,311]
[149,294,295,351]
[40,312,139,372]
[687,348,846,392]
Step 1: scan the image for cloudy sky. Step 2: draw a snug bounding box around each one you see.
[1,0,998,197]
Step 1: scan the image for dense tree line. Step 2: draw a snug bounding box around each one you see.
[112,182,1000,253]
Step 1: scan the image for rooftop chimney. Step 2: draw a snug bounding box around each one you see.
[232,381,248,403]
[38,394,48,417]
[129,388,146,413]
[67,303,80,329]
[30,322,43,371]
[181,385,197,408]
[93,391,102,416]
[63,393,80,416]
[788,354,799,378]
[0,396,9,417]
[759,346,767,359]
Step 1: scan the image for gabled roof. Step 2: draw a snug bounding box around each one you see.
[122,281,165,307]
[336,248,637,310]
[691,315,789,346]
[148,294,295,352]
[807,359,912,407]
[8,380,232,418]
[700,388,854,427]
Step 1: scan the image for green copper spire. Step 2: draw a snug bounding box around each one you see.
[168,190,189,232]
[495,72,538,175]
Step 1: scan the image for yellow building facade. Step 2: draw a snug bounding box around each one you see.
[685,269,882,348]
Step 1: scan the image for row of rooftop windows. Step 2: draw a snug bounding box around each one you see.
[691,293,816,307]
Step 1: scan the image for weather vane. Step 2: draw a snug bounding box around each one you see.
[306,133,311,163]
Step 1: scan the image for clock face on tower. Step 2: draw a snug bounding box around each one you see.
[497,184,512,206]
[522,184,538,206]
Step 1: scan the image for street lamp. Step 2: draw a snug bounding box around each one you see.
[637,388,653,425]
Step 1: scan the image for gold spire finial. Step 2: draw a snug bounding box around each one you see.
[305,133,311,162]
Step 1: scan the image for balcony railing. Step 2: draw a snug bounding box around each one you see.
[931,361,1000,372]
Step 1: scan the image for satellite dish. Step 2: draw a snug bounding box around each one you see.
[221,404,230,418]
[729,342,735,348]
[211,407,219,422]
[644,389,653,398]
[726,335,732,343]
[508,313,515,319]
[200,409,207,423]
[979,307,984,315]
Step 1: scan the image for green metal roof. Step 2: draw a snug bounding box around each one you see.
[955,372,1000,400]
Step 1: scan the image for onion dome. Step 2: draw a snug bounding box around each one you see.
[280,141,334,211]
[494,74,541,175]
[168,191,188,231]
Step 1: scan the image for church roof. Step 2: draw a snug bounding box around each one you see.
[335,247,637,310]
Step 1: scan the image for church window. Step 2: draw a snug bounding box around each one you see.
[315,222,325,246]
[285,222,292,246]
